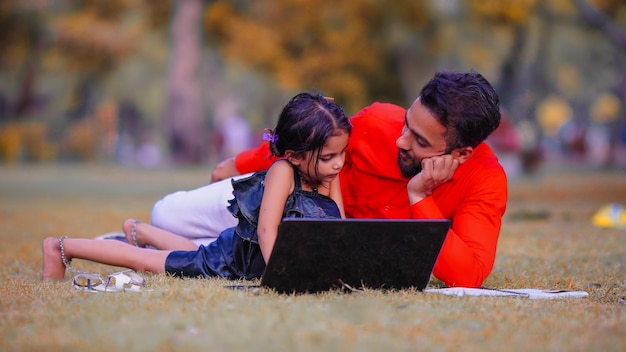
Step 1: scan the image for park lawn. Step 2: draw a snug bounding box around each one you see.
[0,165,624,351]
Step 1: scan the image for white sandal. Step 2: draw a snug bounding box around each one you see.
[72,272,108,292]
[72,270,146,292]
[104,269,146,292]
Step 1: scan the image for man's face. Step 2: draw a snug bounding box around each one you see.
[395,98,449,178]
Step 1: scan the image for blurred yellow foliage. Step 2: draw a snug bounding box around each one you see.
[546,0,578,16]
[50,6,141,72]
[0,122,58,163]
[556,64,582,99]
[61,120,99,161]
[0,99,120,163]
[590,93,621,123]
[0,123,22,163]
[204,0,402,111]
[535,95,572,137]
[464,43,498,72]
[469,0,539,24]
[61,100,121,161]
[588,0,623,14]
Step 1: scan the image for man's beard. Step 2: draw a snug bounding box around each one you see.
[397,150,422,178]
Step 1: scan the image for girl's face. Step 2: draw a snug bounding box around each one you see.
[297,129,349,189]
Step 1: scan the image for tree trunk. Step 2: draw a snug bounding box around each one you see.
[166,0,205,164]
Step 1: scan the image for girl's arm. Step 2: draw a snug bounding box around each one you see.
[329,175,346,219]
[257,160,294,263]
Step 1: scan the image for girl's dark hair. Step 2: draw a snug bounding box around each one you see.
[419,70,501,149]
[266,93,351,179]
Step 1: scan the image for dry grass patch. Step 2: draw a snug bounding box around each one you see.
[1,165,624,351]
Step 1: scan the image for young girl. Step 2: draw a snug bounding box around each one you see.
[42,93,351,282]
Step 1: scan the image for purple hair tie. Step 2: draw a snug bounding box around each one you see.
[263,132,279,143]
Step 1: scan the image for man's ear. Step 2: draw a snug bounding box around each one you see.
[451,146,473,164]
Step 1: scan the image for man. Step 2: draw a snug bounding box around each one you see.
[151,70,507,287]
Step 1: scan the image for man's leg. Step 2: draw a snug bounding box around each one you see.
[150,174,252,245]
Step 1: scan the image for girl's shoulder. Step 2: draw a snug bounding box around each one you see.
[267,158,295,176]
[232,158,293,188]
[265,158,297,192]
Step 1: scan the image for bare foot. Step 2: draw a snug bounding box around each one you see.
[123,218,143,247]
[42,237,66,280]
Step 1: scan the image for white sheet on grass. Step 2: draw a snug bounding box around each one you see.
[424,287,589,299]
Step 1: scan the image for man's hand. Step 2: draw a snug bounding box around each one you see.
[407,154,459,204]
[211,157,240,182]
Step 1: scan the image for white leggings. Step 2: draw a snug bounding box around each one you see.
[150,173,253,246]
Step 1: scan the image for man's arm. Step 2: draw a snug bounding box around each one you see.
[409,161,507,288]
[408,155,507,287]
[211,157,239,182]
[211,141,277,182]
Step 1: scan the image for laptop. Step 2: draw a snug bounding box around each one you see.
[259,218,450,294]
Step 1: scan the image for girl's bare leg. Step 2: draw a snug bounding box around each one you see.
[42,236,171,280]
[123,219,199,251]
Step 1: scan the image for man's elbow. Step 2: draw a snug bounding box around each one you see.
[211,156,239,182]
[434,263,492,288]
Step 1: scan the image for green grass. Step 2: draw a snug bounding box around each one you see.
[1,164,624,351]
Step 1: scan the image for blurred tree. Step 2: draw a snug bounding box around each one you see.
[0,0,167,162]
[2,0,625,167]
[50,0,142,120]
[574,0,626,167]
[464,0,626,169]
[0,0,48,120]
[204,0,434,113]
[51,2,138,73]
[166,0,206,164]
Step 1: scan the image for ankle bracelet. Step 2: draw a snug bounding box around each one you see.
[59,236,74,271]
[131,220,139,247]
